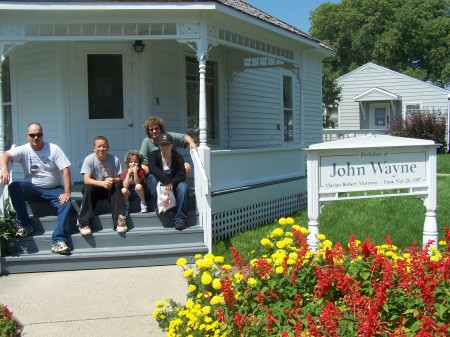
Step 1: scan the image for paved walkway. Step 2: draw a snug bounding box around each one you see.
[0,266,187,337]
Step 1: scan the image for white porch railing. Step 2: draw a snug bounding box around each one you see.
[190,148,212,253]
[210,147,305,192]
[323,129,388,142]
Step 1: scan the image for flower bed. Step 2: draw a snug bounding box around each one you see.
[0,305,19,337]
[154,218,450,336]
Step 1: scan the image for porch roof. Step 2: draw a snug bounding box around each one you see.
[353,87,400,102]
[0,0,336,55]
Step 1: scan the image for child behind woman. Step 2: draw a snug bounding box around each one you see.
[121,150,147,213]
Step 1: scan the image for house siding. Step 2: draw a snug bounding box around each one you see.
[10,42,64,181]
[337,63,449,130]
[302,54,323,147]
[229,66,282,148]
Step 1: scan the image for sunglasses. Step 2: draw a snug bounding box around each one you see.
[28,133,43,138]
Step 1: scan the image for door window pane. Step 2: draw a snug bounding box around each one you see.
[375,108,386,126]
[87,55,124,119]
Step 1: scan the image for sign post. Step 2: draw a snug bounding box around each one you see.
[306,135,440,250]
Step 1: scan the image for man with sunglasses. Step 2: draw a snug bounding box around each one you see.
[0,122,73,254]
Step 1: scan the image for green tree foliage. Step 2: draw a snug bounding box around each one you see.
[310,0,450,104]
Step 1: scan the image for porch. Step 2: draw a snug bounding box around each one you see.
[323,129,388,142]
[1,147,308,274]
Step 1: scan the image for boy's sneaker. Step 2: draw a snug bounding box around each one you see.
[16,225,34,238]
[116,215,128,233]
[79,225,92,236]
[140,203,148,213]
[51,241,70,254]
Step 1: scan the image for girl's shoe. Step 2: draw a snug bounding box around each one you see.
[116,215,128,233]
[140,203,148,213]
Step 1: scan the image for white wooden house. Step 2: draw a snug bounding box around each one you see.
[0,0,334,272]
[334,62,449,133]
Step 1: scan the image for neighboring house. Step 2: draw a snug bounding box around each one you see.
[0,0,334,256]
[335,62,449,132]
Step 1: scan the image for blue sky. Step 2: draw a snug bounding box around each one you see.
[244,0,340,33]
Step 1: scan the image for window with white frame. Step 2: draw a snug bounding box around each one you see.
[405,103,421,116]
[283,75,293,142]
[185,56,218,146]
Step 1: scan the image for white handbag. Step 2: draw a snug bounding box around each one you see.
[156,182,177,213]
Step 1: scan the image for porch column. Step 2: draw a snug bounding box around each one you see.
[198,57,208,148]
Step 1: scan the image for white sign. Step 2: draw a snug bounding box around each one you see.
[305,135,439,251]
[320,151,427,192]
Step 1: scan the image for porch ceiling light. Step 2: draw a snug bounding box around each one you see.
[133,40,145,53]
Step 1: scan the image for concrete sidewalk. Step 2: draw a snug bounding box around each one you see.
[0,266,187,337]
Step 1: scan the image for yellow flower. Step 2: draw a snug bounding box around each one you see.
[201,272,213,285]
[188,284,197,292]
[183,269,194,279]
[222,264,232,271]
[439,240,447,246]
[278,217,287,225]
[322,240,332,248]
[286,217,295,225]
[176,257,187,266]
[214,256,225,264]
[202,306,211,315]
[152,309,163,319]
[210,295,224,305]
[316,233,326,241]
[195,253,203,259]
[261,238,274,249]
[276,240,286,249]
[155,300,164,308]
[212,278,222,290]
[234,273,244,283]
[275,266,284,274]
[247,278,257,286]
[430,254,441,262]
[272,228,284,237]
[186,300,194,308]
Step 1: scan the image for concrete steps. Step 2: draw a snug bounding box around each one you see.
[1,187,208,274]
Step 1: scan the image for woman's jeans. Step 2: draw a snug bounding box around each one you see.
[147,174,188,224]
[8,181,73,243]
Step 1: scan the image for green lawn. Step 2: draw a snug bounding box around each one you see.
[213,153,450,261]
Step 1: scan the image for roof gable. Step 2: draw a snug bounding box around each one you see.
[353,87,400,102]
[338,62,449,94]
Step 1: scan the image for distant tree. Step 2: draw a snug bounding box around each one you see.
[322,61,341,128]
[310,0,450,110]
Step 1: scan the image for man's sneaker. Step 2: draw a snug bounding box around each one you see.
[16,225,34,238]
[79,225,92,236]
[116,215,128,233]
[175,222,186,231]
[140,203,148,213]
[51,241,70,254]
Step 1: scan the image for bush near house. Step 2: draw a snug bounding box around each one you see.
[154,217,450,337]
[0,201,16,257]
[389,109,448,153]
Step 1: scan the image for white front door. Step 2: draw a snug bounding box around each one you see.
[370,103,390,130]
[70,43,137,182]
